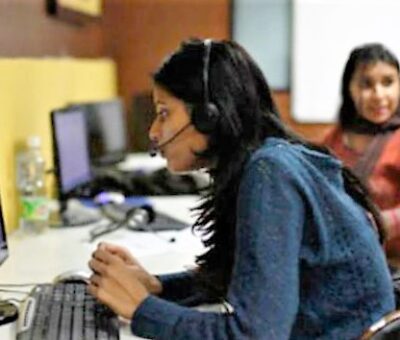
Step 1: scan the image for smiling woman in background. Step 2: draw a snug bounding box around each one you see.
[88,38,394,339]
[323,43,400,263]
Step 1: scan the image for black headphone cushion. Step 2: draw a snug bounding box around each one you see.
[191,103,220,134]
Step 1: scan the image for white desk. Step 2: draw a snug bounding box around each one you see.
[0,196,204,340]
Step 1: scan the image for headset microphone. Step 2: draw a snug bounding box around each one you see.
[149,145,158,157]
[149,122,191,157]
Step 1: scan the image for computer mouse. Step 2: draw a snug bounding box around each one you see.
[53,270,91,284]
[93,191,125,205]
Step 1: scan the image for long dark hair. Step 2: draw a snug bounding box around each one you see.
[338,42,400,133]
[153,38,384,299]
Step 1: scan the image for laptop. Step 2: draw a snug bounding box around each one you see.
[0,195,19,339]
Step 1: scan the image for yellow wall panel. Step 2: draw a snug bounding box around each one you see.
[59,0,102,17]
[0,58,117,232]
[0,63,19,232]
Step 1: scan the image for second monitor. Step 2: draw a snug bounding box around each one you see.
[70,98,129,166]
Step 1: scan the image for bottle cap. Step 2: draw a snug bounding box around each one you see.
[27,135,41,148]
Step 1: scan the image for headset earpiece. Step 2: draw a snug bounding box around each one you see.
[191,39,220,134]
[191,102,219,133]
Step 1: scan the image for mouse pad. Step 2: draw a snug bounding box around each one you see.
[144,211,189,231]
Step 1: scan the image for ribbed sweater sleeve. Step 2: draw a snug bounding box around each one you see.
[156,271,208,306]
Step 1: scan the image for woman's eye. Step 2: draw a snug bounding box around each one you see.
[157,109,168,121]
[359,78,372,89]
[382,77,394,87]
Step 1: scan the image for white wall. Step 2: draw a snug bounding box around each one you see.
[292,0,400,123]
[232,0,291,90]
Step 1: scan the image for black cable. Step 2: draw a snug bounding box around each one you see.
[89,220,125,242]
[89,205,154,242]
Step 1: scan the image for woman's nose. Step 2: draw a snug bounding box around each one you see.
[148,119,160,143]
[372,84,385,98]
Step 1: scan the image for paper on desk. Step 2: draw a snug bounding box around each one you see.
[85,227,204,274]
[87,227,204,259]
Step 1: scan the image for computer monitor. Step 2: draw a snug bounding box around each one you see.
[51,107,110,226]
[51,106,93,200]
[0,195,8,266]
[71,99,128,166]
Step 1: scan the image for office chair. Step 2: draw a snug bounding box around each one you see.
[360,310,400,340]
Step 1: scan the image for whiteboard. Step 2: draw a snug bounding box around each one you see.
[292,0,400,123]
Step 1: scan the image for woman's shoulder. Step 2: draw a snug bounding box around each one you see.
[248,137,341,178]
[253,137,338,163]
[249,138,295,167]
[387,128,400,143]
[379,129,400,162]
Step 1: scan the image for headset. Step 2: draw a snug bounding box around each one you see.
[191,39,221,134]
[150,39,221,156]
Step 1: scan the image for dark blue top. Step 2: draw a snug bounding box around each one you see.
[131,137,395,339]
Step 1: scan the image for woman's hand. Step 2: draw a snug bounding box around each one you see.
[93,242,162,294]
[88,270,144,319]
[98,242,137,265]
[88,243,162,318]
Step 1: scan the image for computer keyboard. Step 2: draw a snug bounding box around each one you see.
[17,282,119,340]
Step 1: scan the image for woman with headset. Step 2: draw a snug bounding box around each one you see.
[88,39,394,339]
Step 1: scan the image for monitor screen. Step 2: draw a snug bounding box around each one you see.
[74,99,128,165]
[51,107,92,196]
[0,194,8,266]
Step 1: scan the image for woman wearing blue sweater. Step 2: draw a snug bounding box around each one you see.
[88,39,395,339]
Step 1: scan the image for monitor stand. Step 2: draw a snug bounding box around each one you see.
[59,199,102,227]
[0,300,18,339]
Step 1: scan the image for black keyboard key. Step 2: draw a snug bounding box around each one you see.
[59,286,73,340]
[17,282,119,340]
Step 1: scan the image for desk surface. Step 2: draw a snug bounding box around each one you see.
[0,195,204,340]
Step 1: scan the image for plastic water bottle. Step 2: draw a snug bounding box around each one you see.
[16,136,49,234]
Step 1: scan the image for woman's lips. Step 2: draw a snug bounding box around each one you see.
[371,106,389,116]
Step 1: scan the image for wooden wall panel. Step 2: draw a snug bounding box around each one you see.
[0,0,104,57]
[101,0,231,150]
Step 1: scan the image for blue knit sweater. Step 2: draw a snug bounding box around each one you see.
[131,138,395,339]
